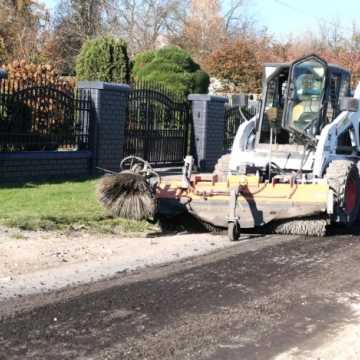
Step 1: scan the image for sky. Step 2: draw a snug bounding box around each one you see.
[251,0,360,39]
[41,0,360,39]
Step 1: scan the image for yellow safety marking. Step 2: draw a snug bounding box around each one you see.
[228,175,260,187]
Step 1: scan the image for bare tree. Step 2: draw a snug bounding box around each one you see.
[45,0,106,74]
[224,0,248,32]
[105,0,185,54]
[0,0,49,63]
[43,0,254,72]
[54,0,106,41]
[103,0,252,56]
[318,19,345,53]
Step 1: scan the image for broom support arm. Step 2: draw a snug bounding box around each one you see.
[181,155,194,189]
[227,189,241,241]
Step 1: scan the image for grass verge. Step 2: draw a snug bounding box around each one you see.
[0,179,155,234]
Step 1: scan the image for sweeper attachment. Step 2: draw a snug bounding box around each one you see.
[97,54,360,240]
[97,156,158,221]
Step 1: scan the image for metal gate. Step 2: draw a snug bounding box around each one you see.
[224,104,258,151]
[124,87,190,165]
[0,81,93,152]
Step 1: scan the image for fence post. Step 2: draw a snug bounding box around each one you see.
[188,94,228,171]
[78,81,130,173]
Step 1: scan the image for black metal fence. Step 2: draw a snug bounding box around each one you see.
[0,80,93,152]
[124,82,191,165]
[224,103,258,151]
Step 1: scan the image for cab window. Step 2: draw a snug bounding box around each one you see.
[287,59,326,137]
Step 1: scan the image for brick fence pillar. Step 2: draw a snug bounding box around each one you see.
[78,81,130,173]
[188,94,228,171]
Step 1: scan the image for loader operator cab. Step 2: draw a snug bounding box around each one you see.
[258,54,351,146]
[287,59,325,136]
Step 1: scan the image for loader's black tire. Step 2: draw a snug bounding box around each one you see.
[325,160,360,225]
[214,154,231,181]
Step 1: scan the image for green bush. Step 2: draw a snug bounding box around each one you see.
[133,47,209,96]
[76,36,131,83]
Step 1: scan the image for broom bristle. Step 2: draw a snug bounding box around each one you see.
[97,172,156,220]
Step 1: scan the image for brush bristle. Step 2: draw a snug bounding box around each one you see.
[271,217,327,237]
[97,172,156,220]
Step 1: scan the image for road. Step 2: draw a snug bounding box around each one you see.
[1,230,360,360]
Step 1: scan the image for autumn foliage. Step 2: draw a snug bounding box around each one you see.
[2,0,360,96]
[203,34,360,94]
[2,60,74,92]
[203,39,264,93]
[176,0,226,59]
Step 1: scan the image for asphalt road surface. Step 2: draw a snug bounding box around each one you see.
[1,230,360,360]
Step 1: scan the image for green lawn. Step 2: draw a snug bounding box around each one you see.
[0,179,154,233]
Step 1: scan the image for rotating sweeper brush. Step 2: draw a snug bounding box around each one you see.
[97,157,158,221]
[97,54,360,240]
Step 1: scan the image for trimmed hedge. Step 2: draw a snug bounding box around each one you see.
[133,47,209,96]
[76,36,131,83]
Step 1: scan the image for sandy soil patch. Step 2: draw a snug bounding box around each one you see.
[0,227,232,279]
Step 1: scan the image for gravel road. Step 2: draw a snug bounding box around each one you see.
[0,227,245,304]
[1,229,360,359]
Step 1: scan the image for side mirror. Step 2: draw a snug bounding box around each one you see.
[340,97,359,113]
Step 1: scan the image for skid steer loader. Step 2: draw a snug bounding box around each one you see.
[98,54,360,240]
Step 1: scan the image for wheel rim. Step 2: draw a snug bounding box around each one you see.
[345,177,358,214]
